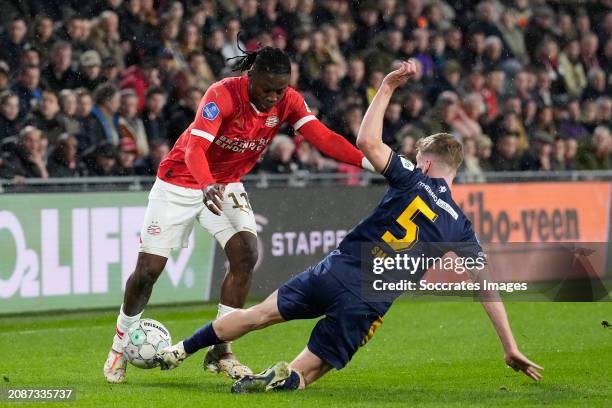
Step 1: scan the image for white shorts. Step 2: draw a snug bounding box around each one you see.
[139,178,257,258]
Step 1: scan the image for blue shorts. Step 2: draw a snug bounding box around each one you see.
[277,260,384,370]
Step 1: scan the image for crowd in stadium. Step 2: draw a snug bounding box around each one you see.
[0,0,610,181]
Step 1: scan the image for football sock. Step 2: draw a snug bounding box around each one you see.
[183,321,222,354]
[113,305,142,350]
[275,370,301,391]
[211,303,237,355]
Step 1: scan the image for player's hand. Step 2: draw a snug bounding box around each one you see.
[504,349,543,381]
[382,60,418,90]
[203,183,225,216]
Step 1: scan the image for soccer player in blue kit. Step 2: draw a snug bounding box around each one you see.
[155,60,543,392]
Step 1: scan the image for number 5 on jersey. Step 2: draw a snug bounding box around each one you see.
[382,196,438,252]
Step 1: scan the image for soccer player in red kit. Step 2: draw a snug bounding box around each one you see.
[103,47,374,383]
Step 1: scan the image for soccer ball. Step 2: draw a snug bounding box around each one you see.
[123,319,172,369]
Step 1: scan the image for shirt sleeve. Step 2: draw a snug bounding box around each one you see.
[382,152,423,190]
[454,220,487,264]
[285,88,317,131]
[188,82,234,143]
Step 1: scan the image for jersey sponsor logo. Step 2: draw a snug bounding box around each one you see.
[417,181,459,220]
[400,157,414,170]
[265,116,279,127]
[214,135,270,153]
[202,102,220,120]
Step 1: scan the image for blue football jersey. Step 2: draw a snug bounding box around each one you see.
[325,152,483,305]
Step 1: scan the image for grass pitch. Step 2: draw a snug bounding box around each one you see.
[0,301,610,407]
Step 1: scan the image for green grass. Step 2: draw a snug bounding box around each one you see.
[0,301,610,407]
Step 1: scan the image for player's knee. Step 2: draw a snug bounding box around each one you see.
[133,255,165,287]
[230,243,258,274]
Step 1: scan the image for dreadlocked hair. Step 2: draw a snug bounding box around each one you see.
[228,40,291,75]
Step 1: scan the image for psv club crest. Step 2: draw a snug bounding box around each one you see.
[265,116,279,127]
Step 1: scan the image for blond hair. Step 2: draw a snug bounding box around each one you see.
[415,133,463,170]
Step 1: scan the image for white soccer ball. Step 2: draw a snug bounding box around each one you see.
[123,319,172,369]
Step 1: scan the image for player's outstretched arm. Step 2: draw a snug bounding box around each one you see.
[356,61,418,172]
[471,267,544,381]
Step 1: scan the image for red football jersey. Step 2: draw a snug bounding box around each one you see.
[158,76,316,188]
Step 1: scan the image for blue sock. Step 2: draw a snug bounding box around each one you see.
[183,321,222,354]
[276,370,300,391]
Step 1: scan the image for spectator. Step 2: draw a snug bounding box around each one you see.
[91,83,121,145]
[552,136,567,171]
[340,57,367,105]
[47,134,80,177]
[114,137,138,176]
[427,60,461,106]
[520,131,560,171]
[120,59,161,111]
[490,132,521,171]
[558,99,590,141]
[402,90,427,132]
[101,57,121,84]
[118,89,149,158]
[119,0,153,62]
[11,65,42,119]
[56,15,91,64]
[582,67,608,101]
[596,97,612,129]
[558,40,588,98]
[29,15,56,62]
[221,17,243,65]
[76,50,106,91]
[482,36,504,72]
[56,89,81,136]
[0,91,20,141]
[577,126,611,170]
[0,64,9,93]
[564,137,579,170]
[382,99,405,149]
[88,11,125,71]
[178,25,204,64]
[82,142,118,176]
[135,139,170,176]
[304,30,340,82]
[460,137,485,182]
[413,29,434,79]
[524,6,557,61]
[580,32,600,72]
[203,26,227,78]
[580,99,599,134]
[0,0,608,178]
[23,90,66,145]
[75,88,103,154]
[334,104,363,146]
[157,17,183,70]
[259,134,299,174]
[499,9,527,64]
[311,62,342,122]
[41,41,79,93]
[398,133,417,162]
[141,87,167,142]
[167,87,203,147]
[461,30,486,72]
[532,69,553,108]
[443,27,463,64]
[0,17,28,69]
[364,28,403,74]
[476,134,494,171]
[2,126,49,178]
